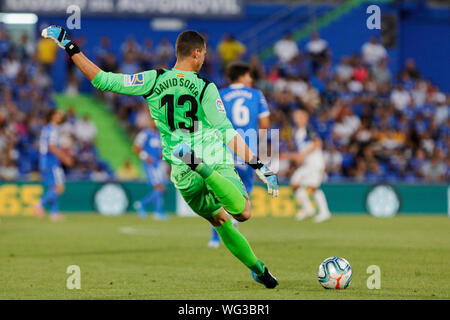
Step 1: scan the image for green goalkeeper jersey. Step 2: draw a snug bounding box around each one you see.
[92,68,237,166]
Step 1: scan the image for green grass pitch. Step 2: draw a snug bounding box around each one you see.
[1,214,449,300]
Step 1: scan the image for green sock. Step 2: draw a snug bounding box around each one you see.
[196,163,245,215]
[214,219,265,276]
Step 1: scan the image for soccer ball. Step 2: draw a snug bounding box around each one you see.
[318,256,352,289]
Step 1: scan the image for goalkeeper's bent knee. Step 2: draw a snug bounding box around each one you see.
[196,163,245,215]
[232,201,251,222]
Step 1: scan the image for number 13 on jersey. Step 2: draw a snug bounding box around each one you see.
[161,94,199,133]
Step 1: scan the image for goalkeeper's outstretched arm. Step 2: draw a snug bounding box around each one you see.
[72,52,102,81]
[41,25,156,96]
[41,25,101,81]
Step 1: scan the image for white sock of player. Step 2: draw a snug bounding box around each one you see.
[295,187,315,215]
[313,189,331,221]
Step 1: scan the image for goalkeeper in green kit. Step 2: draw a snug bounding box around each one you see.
[42,26,278,288]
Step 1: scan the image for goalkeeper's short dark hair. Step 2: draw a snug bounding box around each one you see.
[175,30,206,58]
[226,62,251,82]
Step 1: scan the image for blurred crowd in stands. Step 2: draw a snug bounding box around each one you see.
[268,33,450,182]
[0,27,113,181]
[0,26,448,183]
[268,33,448,182]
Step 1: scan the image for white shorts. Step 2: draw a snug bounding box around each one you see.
[290,165,324,188]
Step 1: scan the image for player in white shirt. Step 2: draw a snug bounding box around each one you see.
[281,108,331,223]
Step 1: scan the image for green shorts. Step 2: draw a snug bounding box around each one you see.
[170,163,248,218]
